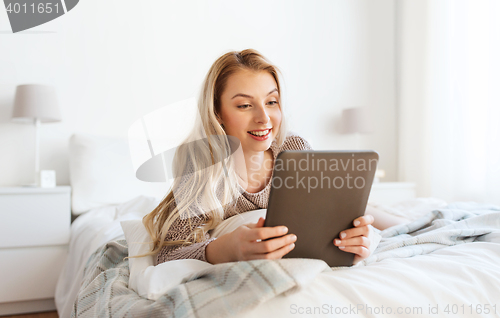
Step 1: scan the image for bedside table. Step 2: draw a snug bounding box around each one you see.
[368,182,416,205]
[0,186,71,316]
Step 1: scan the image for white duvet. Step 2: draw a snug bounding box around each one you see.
[242,242,500,317]
[56,196,500,318]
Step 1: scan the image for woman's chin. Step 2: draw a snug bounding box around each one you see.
[251,143,273,153]
[240,132,276,152]
[242,141,271,153]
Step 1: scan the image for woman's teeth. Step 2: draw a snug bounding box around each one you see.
[248,129,270,136]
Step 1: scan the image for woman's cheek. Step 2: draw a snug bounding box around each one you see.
[273,110,282,133]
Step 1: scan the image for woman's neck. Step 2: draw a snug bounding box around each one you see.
[244,150,265,173]
[235,149,273,192]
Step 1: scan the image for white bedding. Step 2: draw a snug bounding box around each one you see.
[242,242,500,317]
[56,197,500,318]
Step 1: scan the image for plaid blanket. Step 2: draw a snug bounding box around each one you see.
[71,241,329,318]
[71,202,500,318]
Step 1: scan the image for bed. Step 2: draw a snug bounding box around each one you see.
[55,134,500,318]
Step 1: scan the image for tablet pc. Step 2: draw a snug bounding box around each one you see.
[264,150,379,267]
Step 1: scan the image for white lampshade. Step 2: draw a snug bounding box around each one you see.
[12,84,61,123]
[11,84,61,187]
[340,107,373,134]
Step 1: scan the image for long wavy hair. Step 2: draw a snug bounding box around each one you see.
[142,49,288,256]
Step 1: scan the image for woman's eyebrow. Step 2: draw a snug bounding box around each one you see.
[231,88,278,99]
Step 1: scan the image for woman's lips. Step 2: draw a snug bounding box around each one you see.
[247,128,272,141]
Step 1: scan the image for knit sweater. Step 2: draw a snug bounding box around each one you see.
[156,133,313,265]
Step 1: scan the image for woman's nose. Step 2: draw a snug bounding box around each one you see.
[254,105,270,124]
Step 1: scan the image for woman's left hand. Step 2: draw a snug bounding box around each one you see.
[333,215,375,263]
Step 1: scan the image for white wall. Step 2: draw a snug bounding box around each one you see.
[0,0,396,186]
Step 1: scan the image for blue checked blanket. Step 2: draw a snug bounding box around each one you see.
[71,242,329,318]
[71,202,500,318]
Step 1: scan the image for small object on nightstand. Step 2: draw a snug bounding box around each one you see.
[373,169,386,183]
[40,170,56,188]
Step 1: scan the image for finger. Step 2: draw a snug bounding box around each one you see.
[246,242,296,260]
[257,217,266,227]
[338,225,370,240]
[337,245,370,259]
[250,234,297,254]
[334,236,370,249]
[245,217,265,229]
[353,215,374,227]
[247,226,288,241]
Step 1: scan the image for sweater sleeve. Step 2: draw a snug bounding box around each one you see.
[156,237,216,264]
[155,206,216,265]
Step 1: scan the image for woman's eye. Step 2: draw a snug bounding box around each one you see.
[268,101,278,106]
[237,104,251,109]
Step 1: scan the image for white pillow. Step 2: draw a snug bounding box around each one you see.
[120,209,266,299]
[209,209,267,238]
[120,219,155,294]
[69,133,169,214]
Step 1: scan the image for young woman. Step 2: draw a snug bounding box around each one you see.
[143,49,407,265]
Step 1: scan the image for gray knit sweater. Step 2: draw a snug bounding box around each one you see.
[156,133,313,264]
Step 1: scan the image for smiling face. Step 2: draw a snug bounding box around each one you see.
[218,69,282,155]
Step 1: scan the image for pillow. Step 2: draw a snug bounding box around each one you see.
[69,133,169,214]
[120,219,155,294]
[209,209,267,238]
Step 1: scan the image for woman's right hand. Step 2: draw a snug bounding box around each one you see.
[205,217,297,264]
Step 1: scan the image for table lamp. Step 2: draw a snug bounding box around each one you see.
[340,107,372,149]
[11,84,61,187]
[340,107,386,182]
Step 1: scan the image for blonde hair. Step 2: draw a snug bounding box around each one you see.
[142,49,288,256]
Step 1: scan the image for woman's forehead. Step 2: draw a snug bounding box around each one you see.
[223,70,278,98]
